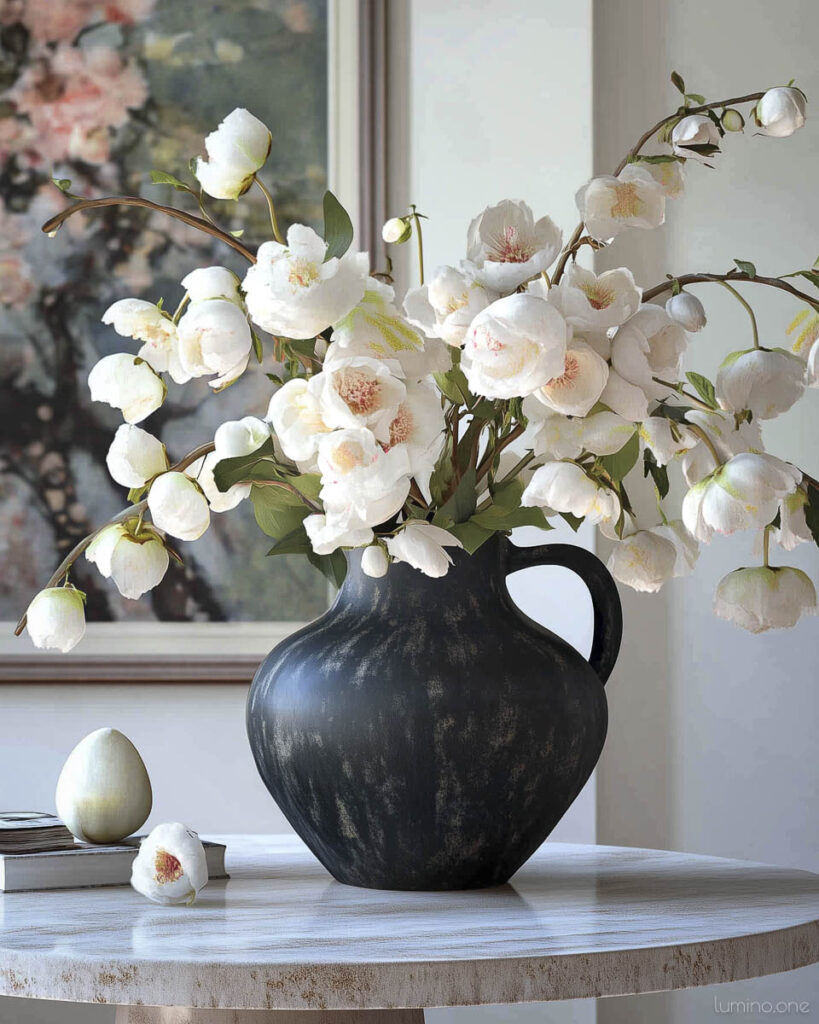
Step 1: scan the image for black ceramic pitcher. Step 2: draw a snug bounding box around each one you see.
[247,534,622,891]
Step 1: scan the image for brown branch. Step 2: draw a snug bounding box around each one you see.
[475,424,525,484]
[642,271,819,310]
[42,196,257,264]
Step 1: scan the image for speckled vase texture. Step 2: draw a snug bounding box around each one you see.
[247,535,622,891]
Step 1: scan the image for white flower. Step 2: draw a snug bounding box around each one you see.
[131,822,209,905]
[549,265,641,331]
[381,217,412,244]
[86,523,169,600]
[242,224,369,340]
[463,200,563,293]
[599,367,650,421]
[714,566,816,633]
[521,461,620,525]
[642,159,685,198]
[671,114,721,162]
[267,378,332,465]
[809,339,819,388]
[317,428,411,529]
[534,341,609,417]
[681,409,764,486]
[581,411,637,456]
[176,299,252,389]
[88,354,166,424]
[611,305,688,400]
[303,514,373,556]
[101,298,180,377]
[25,587,85,653]
[317,356,406,443]
[193,108,271,200]
[607,521,698,593]
[772,490,813,551]
[404,265,495,349]
[716,347,806,420]
[682,453,801,542]
[521,398,583,460]
[386,381,446,501]
[148,471,211,541]
[106,424,169,489]
[755,87,807,138]
[665,292,706,332]
[386,522,463,578]
[361,544,389,578]
[575,164,665,242]
[638,416,698,466]
[181,266,242,304]
[462,293,567,399]
[193,416,271,513]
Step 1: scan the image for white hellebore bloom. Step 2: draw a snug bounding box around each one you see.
[681,409,764,486]
[521,398,584,460]
[131,822,209,905]
[463,200,563,293]
[682,453,801,542]
[193,107,271,200]
[361,544,389,578]
[25,587,85,653]
[386,381,447,501]
[575,164,665,242]
[581,411,637,456]
[381,216,412,244]
[714,566,816,634]
[318,356,406,443]
[534,341,609,417]
[549,264,642,331]
[611,305,688,400]
[716,347,806,420]
[266,378,331,465]
[181,266,242,304]
[671,114,721,162]
[773,490,813,551]
[148,471,211,542]
[106,424,168,489]
[176,299,252,389]
[101,298,179,377]
[88,354,166,424]
[599,368,650,422]
[462,293,568,399]
[192,416,271,513]
[607,522,698,593]
[242,224,369,340]
[317,428,411,530]
[386,522,463,579]
[86,523,169,600]
[665,292,707,332]
[638,416,698,466]
[404,265,494,349]
[756,87,807,138]
[303,514,374,556]
[643,159,685,199]
[521,461,620,525]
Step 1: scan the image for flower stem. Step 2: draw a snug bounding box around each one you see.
[686,423,722,470]
[254,175,285,244]
[642,272,819,312]
[762,526,771,568]
[409,204,425,286]
[173,292,190,324]
[717,281,760,349]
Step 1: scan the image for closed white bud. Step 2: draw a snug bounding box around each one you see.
[756,87,807,138]
[88,354,166,424]
[361,545,389,578]
[193,108,271,200]
[106,424,169,489]
[382,217,412,244]
[131,823,209,905]
[86,523,169,600]
[665,291,706,332]
[147,472,211,541]
[26,587,86,653]
[714,566,816,633]
[721,108,745,132]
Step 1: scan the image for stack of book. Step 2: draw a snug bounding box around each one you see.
[0,811,227,893]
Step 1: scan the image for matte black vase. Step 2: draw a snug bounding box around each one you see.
[247,534,622,891]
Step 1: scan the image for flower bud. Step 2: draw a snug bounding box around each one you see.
[106,424,169,489]
[86,523,170,600]
[665,291,707,332]
[88,354,166,424]
[361,545,389,578]
[721,108,745,132]
[131,823,209,905]
[755,87,807,138]
[714,566,816,633]
[26,587,86,653]
[382,216,413,244]
[147,472,211,541]
[193,108,272,200]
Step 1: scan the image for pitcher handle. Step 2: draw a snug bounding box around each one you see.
[506,542,623,685]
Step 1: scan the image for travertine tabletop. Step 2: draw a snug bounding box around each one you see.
[0,834,817,1024]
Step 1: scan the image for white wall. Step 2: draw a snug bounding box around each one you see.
[593,1,819,1022]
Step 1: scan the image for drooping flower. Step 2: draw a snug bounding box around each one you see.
[638,416,698,466]
[521,461,620,525]
[86,523,169,600]
[386,522,463,578]
[317,428,411,530]
[681,409,764,486]
[404,265,495,349]
[714,566,816,633]
[755,87,807,138]
[534,341,609,417]
[193,108,271,200]
[243,225,369,339]
[106,424,169,489]
[176,298,253,389]
[581,411,638,456]
[361,544,389,578]
[598,368,650,421]
[147,472,210,541]
[88,354,166,424]
[317,357,406,443]
[193,416,271,513]
[549,264,641,331]
[665,292,706,332]
[131,823,209,905]
[25,587,86,653]
[181,266,242,304]
[772,490,813,551]
[716,347,806,420]
[575,164,666,242]
[101,299,181,379]
[610,305,688,400]
[303,515,374,556]
[607,521,698,593]
[463,200,563,293]
[642,159,685,198]
[386,381,447,501]
[521,399,584,460]
[671,114,721,162]
[462,293,568,399]
[266,378,332,466]
[682,453,801,542]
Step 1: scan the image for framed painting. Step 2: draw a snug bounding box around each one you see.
[0,0,388,682]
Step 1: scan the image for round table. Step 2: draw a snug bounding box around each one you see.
[1,835,817,1024]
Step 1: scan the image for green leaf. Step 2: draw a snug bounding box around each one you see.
[671,71,686,95]
[307,549,347,588]
[559,512,583,533]
[52,177,73,194]
[634,154,684,165]
[490,478,525,509]
[284,472,322,501]
[733,259,757,278]
[322,189,354,262]
[436,468,477,524]
[472,504,553,532]
[643,449,670,500]
[251,329,263,363]
[781,269,819,291]
[447,519,495,554]
[455,419,484,475]
[805,483,819,548]
[230,229,245,238]
[599,432,640,482]
[251,484,309,540]
[266,527,312,557]
[212,438,276,492]
[686,371,718,409]
[150,170,190,192]
[685,92,706,104]
[433,367,471,405]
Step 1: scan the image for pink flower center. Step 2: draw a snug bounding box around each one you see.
[488,226,533,264]
[154,848,183,884]
[610,182,643,220]
[287,258,319,290]
[388,403,413,447]
[580,283,616,310]
[547,353,580,390]
[335,370,381,415]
